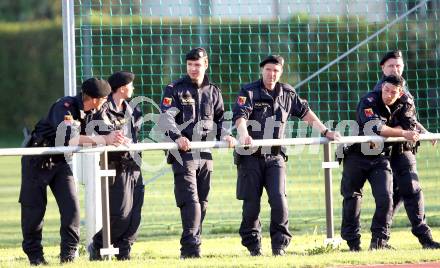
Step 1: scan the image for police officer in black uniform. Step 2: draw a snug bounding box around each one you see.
[88,71,145,261]
[20,78,124,265]
[340,75,420,251]
[159,48,236,258]
[232,55,340,256]
[373,50,440,249]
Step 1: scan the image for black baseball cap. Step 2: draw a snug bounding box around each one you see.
[81,78,111,98]
[259,55,284,67]
[380,50,402,66]
[108,71,135,92]
[185,47,208,61]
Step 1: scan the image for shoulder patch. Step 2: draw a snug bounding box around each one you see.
[63,112,79,127]
[162,97,172,107]
[210,83,221,92]
[167,83,174,88]
[281,83,296,93]
[64,114,73,122]
[364,108,374,118]
[64,102,71,108]
[362,92,378,107]
[237,96,247,106]
[242,80,260,90]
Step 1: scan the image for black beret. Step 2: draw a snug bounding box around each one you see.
[185,47,208,61]
[108,71,135,91]
[81,78,111,98]
[379,50,402,65]
[382,75,404,87]
[259,55,284,67]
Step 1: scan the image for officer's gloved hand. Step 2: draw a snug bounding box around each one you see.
[325,130,342,141]
[176,136,191,151]
[223,135,237,148]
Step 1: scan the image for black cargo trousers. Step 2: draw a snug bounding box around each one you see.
[92,158,145,259]
[236,153,292,252]
[170,151,212,256]
[340,151,393,246]
[20,155,80,261]
[390,150,432,240]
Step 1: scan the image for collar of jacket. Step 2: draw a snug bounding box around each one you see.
[257,79,284,100]
[75,93,87,119]
[107,93,129,113]
[183,74,210,88]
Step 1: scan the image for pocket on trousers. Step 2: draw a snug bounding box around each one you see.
[236,168,251,200]
[19,175,44,205]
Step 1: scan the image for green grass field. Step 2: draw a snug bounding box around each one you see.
[1,143,440,267]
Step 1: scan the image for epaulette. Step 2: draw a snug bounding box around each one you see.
[57,96,76,109]
[209,82,221,92]
[280,83,296,93]
[169,77,186,88]
[242,80,260,91]
[400,93,414,105]
[362,91,379,106]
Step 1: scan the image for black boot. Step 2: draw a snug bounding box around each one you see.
[347,239,361,252]
[116,254,131,261]
[87,243,102,261]
[29,256,48,266]
[60,255,75,264]
[180,252,201,259]
[419,234,440,249]
[369,238,394,250]
[272,248,285,256]
[249,247,263,256]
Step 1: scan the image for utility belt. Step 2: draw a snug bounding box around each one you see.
[108,153,138,169]
[392,141,420,155]
[336,142,391,165]
[30,154,66,171]
[346,143,391,157]
[233,146,288,165]
[109,159,138,169]
[108,152,131,162]
[180,131,210,142]
[252,146,283,157]
[166,150,212,164]
[25,134,66,169]
[27,133,54,148]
